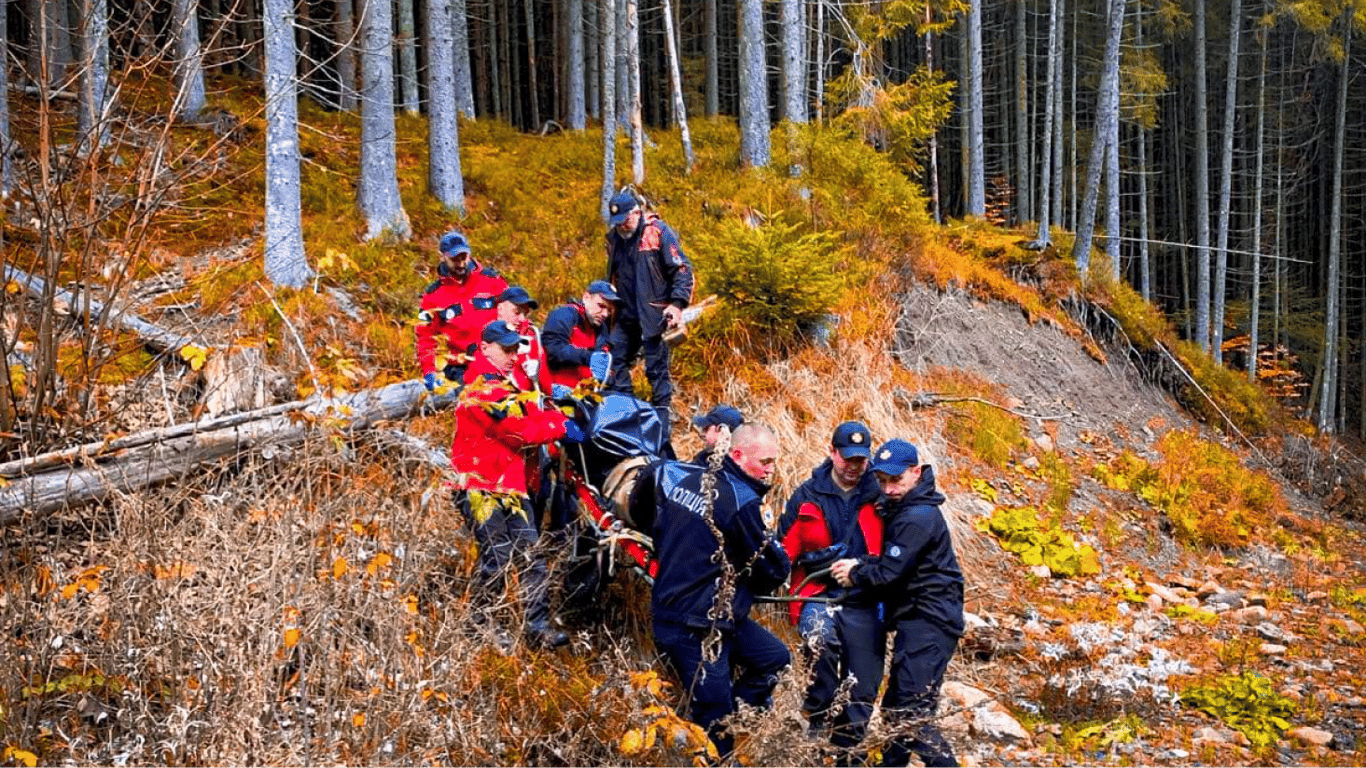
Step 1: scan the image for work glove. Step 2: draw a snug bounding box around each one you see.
[551,384,572,401]
[589,351,611,382]
[423,372,437,392]
[562,420,587,444]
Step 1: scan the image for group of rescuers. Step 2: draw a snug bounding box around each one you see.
[415,190,965,767]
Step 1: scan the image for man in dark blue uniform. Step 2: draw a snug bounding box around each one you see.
[832,439,964,768]
[690,404,745,465]
[604,191,694,444]
[641,423,790,758]
[779,421,885,757]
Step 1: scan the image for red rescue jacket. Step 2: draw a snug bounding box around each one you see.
[414,260,508,378]
[780,463,884,625]
[451,353,568,496]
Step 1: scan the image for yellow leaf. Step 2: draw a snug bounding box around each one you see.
[402,594,418,614]
[3,747,38,768]
[283,628,302,648]
[366,552,392,575]
[179,344,209,372]
[332,557,348,579]
[4,280,20,294]
[352,713,366,727]
[59,583,80,600]
[619,729,645,756]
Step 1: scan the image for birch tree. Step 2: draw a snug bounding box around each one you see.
[263,0,310,288]
[172,0,206,121]
[600,0,619,222]
[1212,0,1243,363]
[738,0,770,168]
[359,0,410,240]
[626,0,644,183]
[1071,0,1125,276]
[661,0,694,170]
[781,0,807,123]
[427,0,466,213]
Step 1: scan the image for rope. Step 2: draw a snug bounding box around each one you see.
[698,425,734,664]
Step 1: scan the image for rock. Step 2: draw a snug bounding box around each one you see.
[1246,592,1269,607]
[1342,618,1365,635]
[1205,590,1246,609]
[963,611,990,633]
[1287,726,1335,748]
[1145,582,1183,604]
[1169,575,1203,591]
[1022,619,1048,638]
[971,704,1033,746]
[1260,643,1288,656]
[1306,590,1329,604]
[1256,622,1289,643]
[1146,593,1164,612]
[1197,580,1224,599]
[942,681,993,710]
[1231,730,1251,747]
[1228,606,1269,624]
[1034,433,1055,453]
[1194,726,1231,744]
[1022,456,1041,471]
[1029,564,1052,579]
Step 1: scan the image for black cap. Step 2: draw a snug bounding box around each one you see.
[692,405,745,431]
[497,285,539,310]
[831,421,872,459]
[480,320,521,347]
[586,279,624,304]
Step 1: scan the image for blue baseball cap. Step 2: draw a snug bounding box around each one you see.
[831,421,872,459]
[869,439,920,475]
[497,285,538,309]
[586,279,624,304]
[607,191,639,227]
[439,230,471,257]
[692,404,744,431]
[480,320,521,347]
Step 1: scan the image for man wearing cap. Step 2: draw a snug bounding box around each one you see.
[542,279,621,393]
[603,191,694,431]
[451,320,589,650]
[639,422,790,758]
[496,285,552,396]
[831,440,965,768]
[415,230,509,392]
[690,404,745,465]
[778,421,885,756]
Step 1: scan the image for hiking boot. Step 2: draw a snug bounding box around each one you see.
[525,622,570,649]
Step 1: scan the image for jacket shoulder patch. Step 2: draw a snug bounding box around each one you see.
[423,280,442,295]
[480,266,500,278]
[640,223,662,251]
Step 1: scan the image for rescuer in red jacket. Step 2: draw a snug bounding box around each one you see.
[415,231,509,392]
[541,279,621,392]
[452,321,587,649]
[778,420,885,756]
[495,284,552,397]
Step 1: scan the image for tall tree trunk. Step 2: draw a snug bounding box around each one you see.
[1318,13,1349,433]
[600,0,618,221]
[428,0,466,213]
[453,0,475,117]
[926,4,941,222]
[1014,0,1029,222]
[780,0,806,122]
[568,0,586,128]
[335,0,358,110]
[705,0,718,116]
[614,0,627,127]
[358,0,410,239]
[0,0,9,197]
[525,0,541,128]
[660,0,693,170]
[1212,0,1242,363]
[1051,0,1064,228]
[737,0,769,167]
[173,0,206,120]
[263,0,309,288]
[1193,0,1211,351]
[1249,26,1267,382]
[586,0,599,118]
[1106,87,1120,280]
[965,0,985,215]
[626,0,643,182]
[1033,0,1059,246]
[77,0,109,151]
[1071,0,1124,276]
[397,0,419,113]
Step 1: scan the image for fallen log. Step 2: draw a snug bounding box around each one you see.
[0,379,458,520]
[3,263,202,354]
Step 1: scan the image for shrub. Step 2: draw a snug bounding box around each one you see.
[976,505,1101,578]
[945,401,1026,469]
[1179,672,1296,748]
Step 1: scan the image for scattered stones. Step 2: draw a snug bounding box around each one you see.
[1246,592,1269,607]
[1306,590,1329,604]
[1169,575,1203,591]
[1287,726,1335,748]
[1256,622,1289,643]
[1196,580,1223,599]
[1034,433,1055,453]
[1193,726,1231,744]
[1260,643,1288,656]
[1029,564,1052,579]
[1231,730,1251,747]
[1227,606,1269,624]
[1021,456,1040,471]
[1146,593,1164,612]
[1342,618,1365,636]
[1145,582,1183,605]
[1205,590,1246,609]
[940,682,1033,747]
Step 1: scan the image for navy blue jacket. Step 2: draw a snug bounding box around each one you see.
[849,465,965,636]
[605,213,694,338]
[646,457,790,629]
[541,300,612,374]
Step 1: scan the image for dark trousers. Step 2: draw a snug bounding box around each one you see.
[607,318,674,409]
[653,616,791,757]
[456,490,552,627]
[879,617,960,768]
[798,603,886,749]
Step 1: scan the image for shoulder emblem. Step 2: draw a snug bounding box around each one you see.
[423,280,442,295]
[480,266,500,277]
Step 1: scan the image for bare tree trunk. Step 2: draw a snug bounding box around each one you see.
[1193,0,1211,351]
[1033,0,1059,245]
[626,0,643,182]
[965,0,985,215]
[335,0,358,110]
[77,0,110,151]
[780,0,806,123]
[264,0,309,287]
[358,0,410,239]
[1071,0,1124,277]
[397,0,420,113]
[599,0,618,222]
[526,0,541,128]
[737,0,769,168]
[1318,12,1349,433]
[172,0,206,120]
[568,0,586,129]
[1249,26,1267,383]
[1212,0,1242,363]
[705,0,718,116]
[428,0,466,213]
[660,0,693,171]
[0,0,11,197]
[453,0,475,117]
[586,0,599,118]
[1014,0,1029,222]
[925,4,940,223]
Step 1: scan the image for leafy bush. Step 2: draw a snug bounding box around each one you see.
[945,400,1026,469]
[691,214,850,348]
[1092,431,1287,549]
[976,506,1101,578]
[1179,672,1296,747]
